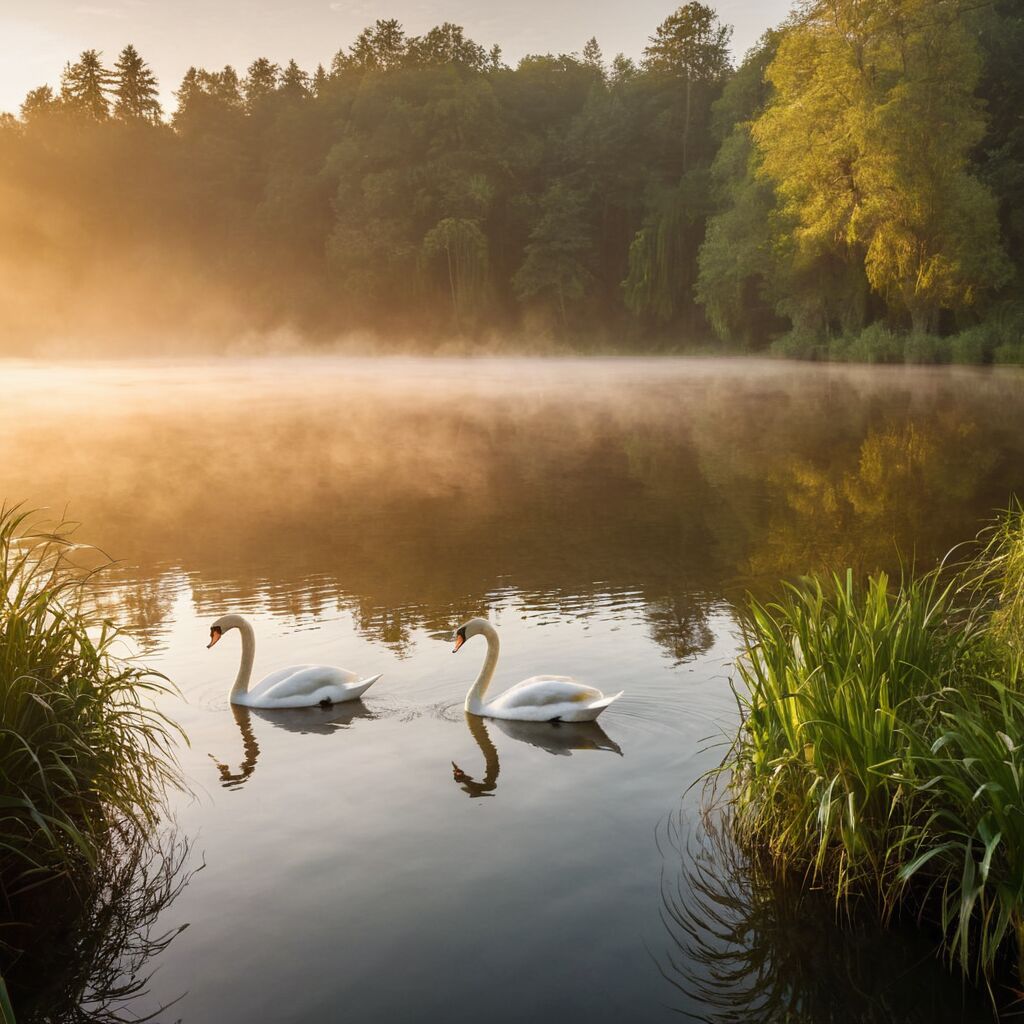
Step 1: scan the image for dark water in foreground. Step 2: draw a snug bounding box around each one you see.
[4,357,1024,1023]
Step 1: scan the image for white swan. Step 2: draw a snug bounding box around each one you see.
[453,617,622,722]
[207,614,381,709]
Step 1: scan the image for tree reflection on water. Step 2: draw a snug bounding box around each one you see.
[5,361,1020,669]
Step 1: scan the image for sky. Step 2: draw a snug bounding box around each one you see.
[0,0,794,115]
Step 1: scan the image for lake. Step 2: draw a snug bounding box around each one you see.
[4,357,1023,1022]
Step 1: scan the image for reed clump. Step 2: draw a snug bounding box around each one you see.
[723,505,1024,991]
[0,507,182,900]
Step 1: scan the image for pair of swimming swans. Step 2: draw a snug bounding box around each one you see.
[207,614,623,722]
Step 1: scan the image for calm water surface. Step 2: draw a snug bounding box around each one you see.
[4,357,1024,1023]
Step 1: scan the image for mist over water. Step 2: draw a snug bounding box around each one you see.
[5,356,1022,1022]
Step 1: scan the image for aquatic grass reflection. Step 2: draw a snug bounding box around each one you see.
[656,808,992,1023]
[6,824,194,1024]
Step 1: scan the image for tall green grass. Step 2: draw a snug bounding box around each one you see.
[0,507,182,899]
[721,506,1024,991]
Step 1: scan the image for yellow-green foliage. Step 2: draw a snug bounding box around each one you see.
[752,0,1011,334]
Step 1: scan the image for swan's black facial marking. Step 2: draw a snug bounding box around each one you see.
[207,625,223,649]
[453,625,467,653]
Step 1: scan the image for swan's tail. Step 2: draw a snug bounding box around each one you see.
[578,690,624,721]
[349,673,382,699]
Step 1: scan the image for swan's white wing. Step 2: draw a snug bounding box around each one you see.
[489,676,603,711]
[251,665,360,702]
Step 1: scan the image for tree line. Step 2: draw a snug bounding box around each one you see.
[0,1,1021,357]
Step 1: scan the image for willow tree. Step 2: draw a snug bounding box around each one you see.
[623,185,700,323]
[754,0,1009,333]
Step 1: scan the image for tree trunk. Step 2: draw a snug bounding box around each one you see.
[446,243,459,332]
[909,302,933,335]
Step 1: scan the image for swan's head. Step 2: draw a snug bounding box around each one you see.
[207,614,245,649]
[452,617,492,653]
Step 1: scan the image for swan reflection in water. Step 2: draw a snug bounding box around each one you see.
[210,701,376,790]
[451,712,622,799]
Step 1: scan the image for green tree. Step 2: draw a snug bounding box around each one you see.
[172,66,243,130]
[696,32,783,345]
[20,86,60,124]
[280,59,310,99]
[60,50,111,120]
[582,37,605,77]
[513,182,595,325]
[312,64,328,96]
[349,20,408,72]
[643,2,732,173]
[969,0,1024,287]
[421,217,489,329]
[113,44,162,123]
[623,176,709,324]
[243,58,280,111]
[408,23,487,70]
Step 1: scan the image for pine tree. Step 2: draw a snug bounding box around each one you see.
[244,58,280,111]
[582,37,605,76]
[642,3,731,80]
[349,20,407,72]
[642,4,731,172]
[60,49,112,120]
[312,64,328,96]
[113,44,162,123]
[280,59,310,99]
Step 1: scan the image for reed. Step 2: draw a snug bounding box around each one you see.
[721,506,1024,989]
[0,507,182,900]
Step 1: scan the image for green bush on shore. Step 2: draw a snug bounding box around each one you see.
[720,505,1024,991]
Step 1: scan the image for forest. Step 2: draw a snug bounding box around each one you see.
[0,0,1021,359]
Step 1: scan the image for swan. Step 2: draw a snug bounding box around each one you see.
[207,613,381,709]
[452,617,622,722]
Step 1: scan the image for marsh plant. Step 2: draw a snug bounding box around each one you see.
[0,507,185,1018]
[721,505,1024,994]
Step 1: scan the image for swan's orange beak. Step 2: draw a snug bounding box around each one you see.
[453,634,465,653]
[207,627,222,649]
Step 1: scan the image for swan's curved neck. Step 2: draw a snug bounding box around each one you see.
[465,622,499,714]
[230,619,256,700]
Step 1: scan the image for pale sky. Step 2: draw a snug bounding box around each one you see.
[1,0,794,116]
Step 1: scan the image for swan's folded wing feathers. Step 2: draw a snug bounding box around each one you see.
[254,665,358,701]
[493,676,603,708]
